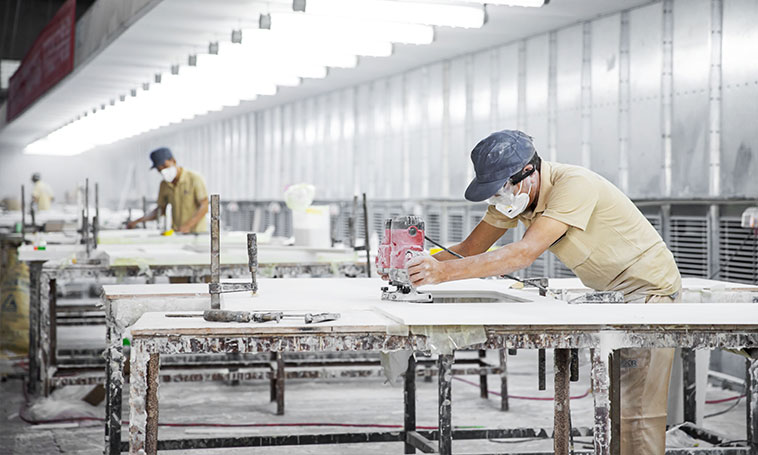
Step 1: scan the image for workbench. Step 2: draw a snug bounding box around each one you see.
[119,278,758,455]
[21,241,367,397]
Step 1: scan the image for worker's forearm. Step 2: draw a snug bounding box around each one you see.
[432,243,467,261]
[440,242,534,282]
[136,207,161,224]
[185,203,208,230]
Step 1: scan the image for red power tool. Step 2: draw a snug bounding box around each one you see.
[376,215,433,302]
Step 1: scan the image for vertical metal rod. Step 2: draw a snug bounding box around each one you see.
[349,195,357,248]
[570,348,580,382]
[591,348,611,455]
[682,348,697,423]
[478,349,489,399]
[276,352,285,416]
[85,178,91,257]
[539,349,546,391]
[362,193,371,278]
[438,354,454,455]
[145,353,160,455]
[610,352,621,455]
[27,262,42,395]
[269,352,277,403]
[499,349,509,411]
[21,184,26,240]
[210,194,220,309]
[49,279,57,368]
[554,349,571,455]
[94,182,100,249]
[746,359,757,454]
[141,196,147,229]
[247,233,258,293]
[404,355,417,454]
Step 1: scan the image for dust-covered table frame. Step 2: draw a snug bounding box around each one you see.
[126,316,758,455]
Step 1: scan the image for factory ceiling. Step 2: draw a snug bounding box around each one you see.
[0,0,655,152]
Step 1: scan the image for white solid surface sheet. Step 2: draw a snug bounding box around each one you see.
[373,301,758,327]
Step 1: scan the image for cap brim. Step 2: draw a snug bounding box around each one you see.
[464,177,508,202]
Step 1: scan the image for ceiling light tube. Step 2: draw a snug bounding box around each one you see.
[296,0,485,28]
[270,12,433,45]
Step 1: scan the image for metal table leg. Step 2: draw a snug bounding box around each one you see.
[478,349,488,398]
[438,354,454,455]
[554,348,571,455]
[404,355,417,454]
[499,349,509,411]
[591,348,611,455]
[27,261,43,396]
[682,348,697,423]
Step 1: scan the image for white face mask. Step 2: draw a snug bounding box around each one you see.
[488,173,534,218]
[160,166,177,183]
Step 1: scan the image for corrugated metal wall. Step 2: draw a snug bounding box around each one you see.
[112,0,758,205]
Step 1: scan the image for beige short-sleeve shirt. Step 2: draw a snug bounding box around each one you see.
[157,168,208,233]
[32,181,54,210]
[483,161,681,297]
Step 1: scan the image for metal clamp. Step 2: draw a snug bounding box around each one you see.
[209,194,258,309]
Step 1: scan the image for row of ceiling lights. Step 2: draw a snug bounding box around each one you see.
[24,0,547,156]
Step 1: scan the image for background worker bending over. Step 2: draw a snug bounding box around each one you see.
[408,129,681,455]
[127,147,209,234]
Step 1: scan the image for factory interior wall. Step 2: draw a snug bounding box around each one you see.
[2,0,758,208]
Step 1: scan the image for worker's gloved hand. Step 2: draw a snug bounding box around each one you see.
[407,252,446,287]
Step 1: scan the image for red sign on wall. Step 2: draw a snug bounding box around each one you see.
[6,0,76,122]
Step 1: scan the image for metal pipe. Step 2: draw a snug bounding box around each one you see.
[362,193,371,278]
[21,184,25,241]
[210,194,221,309]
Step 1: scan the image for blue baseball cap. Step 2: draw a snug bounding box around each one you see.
[464,130,536,202]
[149,147,174,169]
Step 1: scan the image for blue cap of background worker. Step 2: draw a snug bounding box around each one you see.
[464,130,536,202]
[149,147,174,169]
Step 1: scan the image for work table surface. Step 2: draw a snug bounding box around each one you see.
[122,278,758,337]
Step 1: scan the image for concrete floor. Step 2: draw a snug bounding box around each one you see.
[0,349,747,454]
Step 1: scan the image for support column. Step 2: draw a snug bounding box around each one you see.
[682,348,697,423]
[276,352,285,416]
[499,349,509,411]
[145,353,160,455]
[129,340,150,455]
[478,349,488,399]
[591,348,611,455]
[104,322,124,455]
[438,354,454,455]
[27,261,43,396]
[39,269,53,396]
[404,355,417,454]
[554,349,571,455]
[747,359,757,455]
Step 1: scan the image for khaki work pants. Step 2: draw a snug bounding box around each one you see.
[620,293,679,455]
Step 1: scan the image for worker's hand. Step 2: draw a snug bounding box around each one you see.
[407,254,447,287]
[126,221,138,229]
[176,223,192,234]
[380,273,389,281]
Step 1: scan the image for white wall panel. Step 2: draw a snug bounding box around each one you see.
[671,0,710,197]
[720,0,758,197]
[556,24,583,165]
[497,43,519,129]
[590,14,621,185]
[525,35,549,156]
[628,3,664,198]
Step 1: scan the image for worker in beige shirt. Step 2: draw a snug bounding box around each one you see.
[31,173,54,211]
[408,130,681,455]
[127,147,208,233]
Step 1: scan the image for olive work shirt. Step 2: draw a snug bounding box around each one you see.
[32,181,54,210]
[157,168,208,233]
[482,161,681,298]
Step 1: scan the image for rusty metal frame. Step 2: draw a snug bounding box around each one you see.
[126,328,758,455]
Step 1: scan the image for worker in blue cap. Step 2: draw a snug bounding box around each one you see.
[408,129,681,455]
[127,147,208,233]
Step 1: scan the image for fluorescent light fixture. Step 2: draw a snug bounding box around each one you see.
[462,0,546,5]
[270,12,433,45]
[298,0,485,29]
